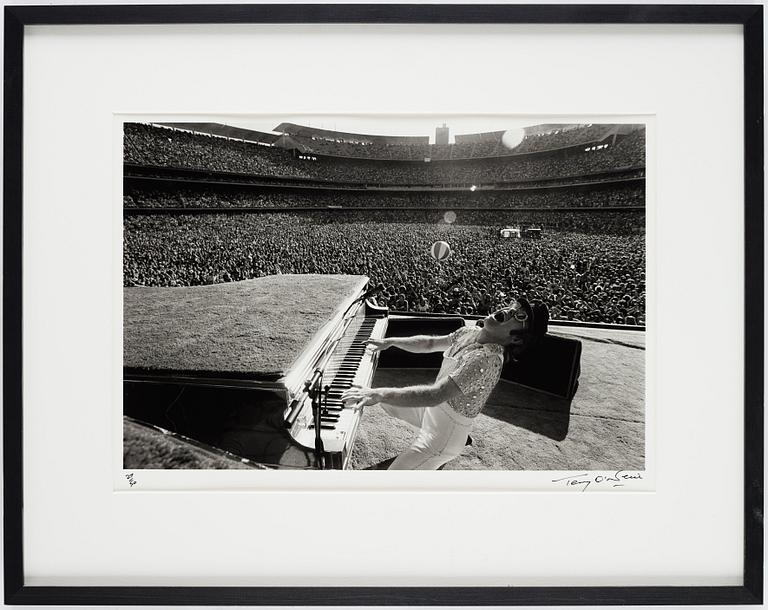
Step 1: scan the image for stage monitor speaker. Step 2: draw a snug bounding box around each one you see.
[501,334,581,400]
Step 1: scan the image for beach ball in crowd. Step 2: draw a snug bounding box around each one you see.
[430,241,452,261]
[501,128,525,150]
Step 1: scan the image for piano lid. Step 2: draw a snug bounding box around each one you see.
[124,274,369,383]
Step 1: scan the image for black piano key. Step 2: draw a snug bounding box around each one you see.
[308,424,336,430]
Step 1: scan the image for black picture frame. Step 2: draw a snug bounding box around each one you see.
[3,3,763,606]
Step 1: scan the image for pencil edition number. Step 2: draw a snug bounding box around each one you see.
[125,472,137,487]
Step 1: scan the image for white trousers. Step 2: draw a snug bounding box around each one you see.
[382,402,474,470]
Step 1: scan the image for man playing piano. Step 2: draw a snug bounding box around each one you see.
[341,298,549,470]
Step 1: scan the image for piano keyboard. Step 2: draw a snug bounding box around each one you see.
[292,314,388,468]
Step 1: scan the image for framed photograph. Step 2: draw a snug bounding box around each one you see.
[4,2,763,605]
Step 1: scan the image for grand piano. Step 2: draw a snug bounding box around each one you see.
[123,274,388,469]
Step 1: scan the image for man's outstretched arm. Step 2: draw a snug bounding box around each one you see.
[341,375,462,408]
[367,334,453,354]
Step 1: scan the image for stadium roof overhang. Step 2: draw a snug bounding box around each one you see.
[273,122,429,146]
[156,122,279,145]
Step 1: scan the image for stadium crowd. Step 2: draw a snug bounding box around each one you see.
[512,124,612,154]
[250,124,615,160]
[125,207,642,234]
[124,212,645,325]
[124,122,646,325]
[124,184,644,210]
[124,123,301,176]
[124,123,645,186]
[125,165,645,190]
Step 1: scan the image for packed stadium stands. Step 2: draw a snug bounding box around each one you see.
[123,121,646,325]
[124,123,301,177]
[124,164,645,190]
[123,184,644,210]
[123,123,645,185]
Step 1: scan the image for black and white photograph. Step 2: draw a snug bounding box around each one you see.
[122,116,647,473]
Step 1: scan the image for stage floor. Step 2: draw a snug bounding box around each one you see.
[350,326,646,471]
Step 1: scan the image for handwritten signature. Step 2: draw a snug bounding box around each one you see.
[552,471,643,491]
[125,473,137,488]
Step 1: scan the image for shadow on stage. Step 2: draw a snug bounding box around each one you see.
[483,381,573,442]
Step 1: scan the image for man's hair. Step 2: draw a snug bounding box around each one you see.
[506,298,549,362]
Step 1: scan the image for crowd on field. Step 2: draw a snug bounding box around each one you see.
[124,212,645,325]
